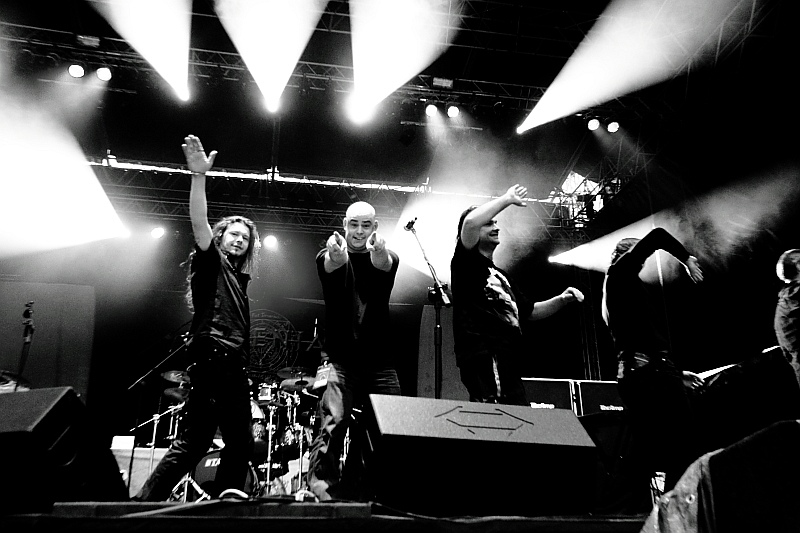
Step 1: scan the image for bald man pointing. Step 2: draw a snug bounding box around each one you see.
[306,201,401,501]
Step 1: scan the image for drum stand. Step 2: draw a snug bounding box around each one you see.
[170,474,211,502]
[254,392,316,498]
[129,403,184,475]
[284,392,318,499]
[259,403,281,495]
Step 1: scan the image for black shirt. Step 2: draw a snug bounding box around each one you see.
[450,241,533,367]
[316,248,399,367]
[188,245,251,363]
[603,227,690,358]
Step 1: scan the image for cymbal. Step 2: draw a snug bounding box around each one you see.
[162,370,190,384]
[277,366,313,379]
[164,387,189,402]
[280,377,313,392]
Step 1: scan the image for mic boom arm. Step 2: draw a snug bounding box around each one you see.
[405,220,450,307]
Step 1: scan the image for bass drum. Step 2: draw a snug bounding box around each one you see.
[188,450,257,500]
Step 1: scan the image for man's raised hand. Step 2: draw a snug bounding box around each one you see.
[182,134,217,174]
[505,184,528,207]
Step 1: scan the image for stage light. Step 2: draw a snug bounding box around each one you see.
[607,121,619,133]
[90,1,192,103]
[587,118,600,131]
[446,104,460,118]
[96,66,112,81]
[263,234,278,249]
[150,227,165,239]
[425,103,438,117]
[68,63,85,78]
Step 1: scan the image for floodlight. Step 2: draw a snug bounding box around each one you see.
[68,63,86,78]
[96,66,112,81]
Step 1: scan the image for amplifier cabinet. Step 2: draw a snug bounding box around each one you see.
[574,380,625,416]
[521,377,576,413]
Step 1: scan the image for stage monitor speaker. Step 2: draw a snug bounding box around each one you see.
[521,377,575,412]
[363,394,597,517]
[0,387,129,514]
[708,419,800,531]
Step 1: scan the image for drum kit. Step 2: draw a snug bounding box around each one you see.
[135,365,322,501]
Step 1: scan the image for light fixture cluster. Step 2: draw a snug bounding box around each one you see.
[67,62,113,81]
[423,101,461,118]
[16,34,115,82]
[582,113,620,133]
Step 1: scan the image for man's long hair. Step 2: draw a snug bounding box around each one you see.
[183,216,261,311]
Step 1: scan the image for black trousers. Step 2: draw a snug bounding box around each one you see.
[135,342,254,501]
[617,352,699,493]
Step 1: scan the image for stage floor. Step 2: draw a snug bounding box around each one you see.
[1,499,648,533]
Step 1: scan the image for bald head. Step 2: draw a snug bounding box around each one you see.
[345,201,376,221]
[343,201,378,252]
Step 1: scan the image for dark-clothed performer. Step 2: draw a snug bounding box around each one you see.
[306,201,401,501]
[451,184,584,405]
[601,227,704,498]
[134,135,260,501]
[775,248,800,388]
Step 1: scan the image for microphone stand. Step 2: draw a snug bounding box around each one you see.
[406,222,451,399]
[125,320,192,484]
[127,330,192,392]
[16,302,35,392]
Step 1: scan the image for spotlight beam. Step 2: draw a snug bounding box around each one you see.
[518,0,766,133]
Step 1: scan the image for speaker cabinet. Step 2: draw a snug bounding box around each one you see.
[0,387,128,514]
[574,380,625,417]
[521,377,575,412]
[363,394,597,517]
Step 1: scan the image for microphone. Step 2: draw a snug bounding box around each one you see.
[404,217,417,231]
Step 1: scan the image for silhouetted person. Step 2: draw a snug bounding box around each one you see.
[601,227,704,502]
